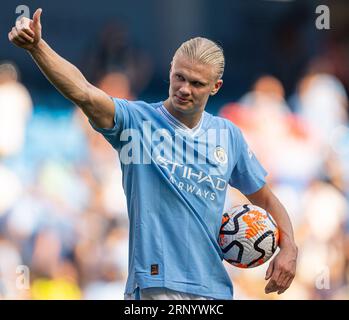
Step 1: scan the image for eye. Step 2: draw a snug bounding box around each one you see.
[175,74,184,81]
[192,81,204,87]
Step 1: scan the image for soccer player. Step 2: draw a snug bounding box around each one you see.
[9,8,298,300]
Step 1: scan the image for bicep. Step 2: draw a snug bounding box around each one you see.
[79,83,116,129]
[245,183,271,208]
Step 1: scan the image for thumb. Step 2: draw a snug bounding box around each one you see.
[33,8,42,27]
[265,260,274,280]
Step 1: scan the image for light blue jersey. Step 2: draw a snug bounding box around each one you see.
[90,98,267,299]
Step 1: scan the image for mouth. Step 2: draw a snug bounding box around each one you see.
[174,95,190,104]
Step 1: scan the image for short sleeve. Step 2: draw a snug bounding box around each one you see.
[229,129,267,195]
[88,98,131,149]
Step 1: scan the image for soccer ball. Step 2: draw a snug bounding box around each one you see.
[219,204,279,268]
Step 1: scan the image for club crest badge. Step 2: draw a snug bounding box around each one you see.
[213,146,227,164]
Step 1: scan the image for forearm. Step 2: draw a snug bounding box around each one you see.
[247,185,297,250]
[28,39,89,104]
[9,10,115,129]
[263,195,296,250]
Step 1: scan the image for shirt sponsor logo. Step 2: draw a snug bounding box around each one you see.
[156,155,228,201]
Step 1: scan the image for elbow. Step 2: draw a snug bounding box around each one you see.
[70,81,90,106]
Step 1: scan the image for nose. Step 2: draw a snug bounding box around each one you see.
[178,83,190,96]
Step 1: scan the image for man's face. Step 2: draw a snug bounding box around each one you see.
[168,56,223,115]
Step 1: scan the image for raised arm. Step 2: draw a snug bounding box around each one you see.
[8,8,115,129]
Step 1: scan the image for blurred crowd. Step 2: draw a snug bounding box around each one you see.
[1,31,349,299]
[0,61,130,299]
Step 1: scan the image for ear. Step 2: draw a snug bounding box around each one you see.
[210,79,223,96]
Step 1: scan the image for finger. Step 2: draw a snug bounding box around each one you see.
[10,36,27,47]
[265,260,274,280]
[265,278,279,294]
[278,276,295,295]
[15,17,31,30]
[33,8,42,26]
[279,274,289,289]
[15,27,34,43]
[270,266,282,285]
[13,31,33,44]
[11,28,28,44]
[21,26,35,38]
[275,275,288,294]
[265,268,283,294]
[276,269,289,287]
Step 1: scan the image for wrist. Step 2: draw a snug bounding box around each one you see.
[280,238,298,254]
[279,232,297,249]
[27,39,44,54]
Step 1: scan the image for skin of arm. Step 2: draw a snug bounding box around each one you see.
[8,8,115,129]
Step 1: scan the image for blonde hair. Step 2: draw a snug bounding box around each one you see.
[173,37,225,80]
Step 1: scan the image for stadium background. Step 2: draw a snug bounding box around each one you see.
[1,0,349,299]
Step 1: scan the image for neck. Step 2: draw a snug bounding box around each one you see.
[163,98,203,129]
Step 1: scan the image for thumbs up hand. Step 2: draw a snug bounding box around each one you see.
[9,8,43,51]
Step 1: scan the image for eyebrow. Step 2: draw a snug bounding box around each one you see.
[175,72,208,86]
